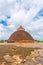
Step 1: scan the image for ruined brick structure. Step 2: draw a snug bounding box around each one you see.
[7,26,36,43]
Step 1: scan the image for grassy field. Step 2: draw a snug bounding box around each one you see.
[37,40,43,43]
[0,40,4,43]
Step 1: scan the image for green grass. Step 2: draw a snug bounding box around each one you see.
[37,40,43,42]
[0,40,4,43]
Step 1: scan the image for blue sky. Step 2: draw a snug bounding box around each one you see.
[0,0,43,40]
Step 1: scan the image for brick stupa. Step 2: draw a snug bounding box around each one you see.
[7,26,36,43]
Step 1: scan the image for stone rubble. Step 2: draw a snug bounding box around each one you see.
[0,49,43,65]
[3,55,14,63]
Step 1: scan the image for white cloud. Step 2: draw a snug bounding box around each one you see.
[0,15,6,21]
[0,0,43,40]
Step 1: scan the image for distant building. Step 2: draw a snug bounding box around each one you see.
[7,26,36,43]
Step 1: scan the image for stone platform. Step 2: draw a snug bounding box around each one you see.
[0,42,43,48]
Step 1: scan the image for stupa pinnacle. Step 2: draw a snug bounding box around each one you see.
[17,26,25,31]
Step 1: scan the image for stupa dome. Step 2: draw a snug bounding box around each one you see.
[7,26,35,43]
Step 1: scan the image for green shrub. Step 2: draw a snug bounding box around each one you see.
[0,40,4,43]
[38,40,43,42]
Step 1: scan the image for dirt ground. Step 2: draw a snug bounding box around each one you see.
[0,42,43,65]
[0,43,42,62]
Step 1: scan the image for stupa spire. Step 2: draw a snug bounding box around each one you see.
[17,26,25,31]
